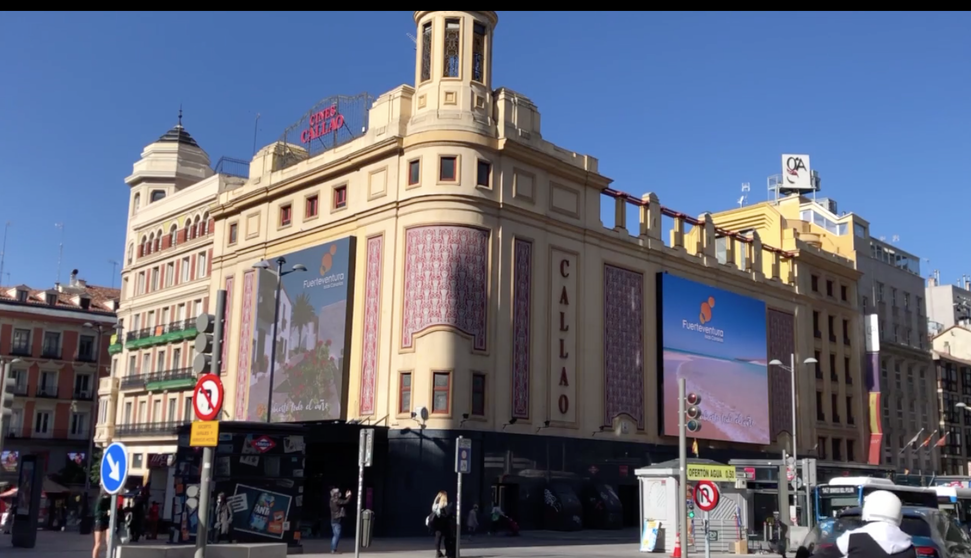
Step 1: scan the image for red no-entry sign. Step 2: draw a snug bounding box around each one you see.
[693,480,720,512]
[192,374,223,421]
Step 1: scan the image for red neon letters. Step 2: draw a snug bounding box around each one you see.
[300,105,345,144]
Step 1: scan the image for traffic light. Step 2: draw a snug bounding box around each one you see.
[685,393,702,433]
[687,498,695,519]
[192,313,217,375]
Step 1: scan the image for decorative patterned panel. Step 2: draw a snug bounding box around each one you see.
[402,226,489,351]
[603,265,645,429]
[511,239,532,419]
[234,270,256,420]
[766,308,795,441]
[359,235,383,416]
[221,276,234,374]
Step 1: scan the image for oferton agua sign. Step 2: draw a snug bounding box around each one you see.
[659,273,771,445]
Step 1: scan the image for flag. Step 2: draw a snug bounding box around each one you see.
[919,430,938,449]
[900,428,924,454]
[691,439,699,457]
[935,431,949,448]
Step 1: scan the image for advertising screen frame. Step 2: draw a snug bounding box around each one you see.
[655,271,770,445]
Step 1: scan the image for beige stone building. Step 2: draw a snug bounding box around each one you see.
[100,10,852,535]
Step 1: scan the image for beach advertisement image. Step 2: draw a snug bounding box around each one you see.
[658,273,770,444]
[247,236,356,423]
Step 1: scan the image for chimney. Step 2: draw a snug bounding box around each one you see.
[70,268,79,287]
[928,276,937,287]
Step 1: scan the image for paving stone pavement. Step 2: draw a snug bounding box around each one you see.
[2,529,761,558]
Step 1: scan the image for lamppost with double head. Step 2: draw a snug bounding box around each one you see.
[768,354,818,464]
[252,257,307,423]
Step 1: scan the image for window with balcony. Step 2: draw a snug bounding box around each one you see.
[830,354,838,382]
[12,328,31,356]
[168,398,177,421]
[399,372,412,414]
[165,262,175,287]
[152,400,161,422]
[7,409,22,436]
[42,331,60,359]
[828,316,836,342]
[128,355,137,376]
[124,402,133,425]
[846,441,855,463]
[74,373,92,399]
[184,395,193,422]
[816,391,825,421]
[70,412,88,438]
[34,411,51,436]
[843,319,851,345]
[173,348,182,368]
[38,371,57,397]
[156,351,166,375]
[818,437,827,459]
[138,401,147,422]
[10,368,27,395]
[78,335,96,362]
[142,353,151,375]
[845,357,852,384]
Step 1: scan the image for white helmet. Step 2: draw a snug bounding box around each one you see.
[861,490,903,526]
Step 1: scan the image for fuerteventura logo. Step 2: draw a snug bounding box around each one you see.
[302,243,346,289]
[681,295,725,342]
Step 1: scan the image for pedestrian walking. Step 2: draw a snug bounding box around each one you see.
[466,504,479,539]
[91,494,111,558]
[329,488,352,554]
[214,493,233,543]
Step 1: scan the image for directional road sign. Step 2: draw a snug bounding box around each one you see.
[100,442,129,495]
[193,374,224,421]
[693,479,720,512]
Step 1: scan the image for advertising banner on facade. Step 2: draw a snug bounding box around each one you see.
[658,273,770,444]
[247,236,357,423]
[230,484,292,539]
[864,313,883,465]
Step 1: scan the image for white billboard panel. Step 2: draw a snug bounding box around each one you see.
[782,154,812,191]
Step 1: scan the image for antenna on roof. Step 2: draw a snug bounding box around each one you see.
[0,221,9,287]
[108,259,119,289]
[738,182,750,207]
[892,235,900,243]
[54,222,65,285]
[406,32,417,50]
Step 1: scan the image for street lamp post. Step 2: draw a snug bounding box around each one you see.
[81,321,121,527]
[768,354,817,526]
[252,257,306,423]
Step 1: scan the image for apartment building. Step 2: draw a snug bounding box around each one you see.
[95,120,245,506]
[695,197,867,463]
[0,271,118,488]
[926,273,971,336]
[931,325,971,474]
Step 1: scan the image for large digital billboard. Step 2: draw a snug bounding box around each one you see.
[247,236,356,423]
[657,273,770,444]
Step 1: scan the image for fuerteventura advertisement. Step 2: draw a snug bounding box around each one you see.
[659,273,770,444]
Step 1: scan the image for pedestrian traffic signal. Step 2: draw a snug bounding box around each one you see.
[685,393,702,433]
[687,499,695,519]
[192,313,218,375]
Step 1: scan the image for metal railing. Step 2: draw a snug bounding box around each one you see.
[120,367,194,390]
[5,427,91,441]
[36,386,59,398]
[213,156,250,179]
[73,389,95,400]
[125,320,197,343]
[114,421,186,437]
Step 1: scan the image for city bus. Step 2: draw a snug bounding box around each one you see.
[814,477,938,522]
[934,486,971,527]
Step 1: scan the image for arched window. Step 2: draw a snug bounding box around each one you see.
[192,215,201,239]
[127,243,134,264]
[132,193,141,215]
[155,229,163,251]
[147,233,155,254]
[201,212,210,235]
[184,219,192,241]
[150,190,166,203]
[170,224,178,246]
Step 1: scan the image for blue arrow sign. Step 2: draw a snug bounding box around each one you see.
[100,442,130,495]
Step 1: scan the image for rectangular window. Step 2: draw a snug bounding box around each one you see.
[816,391,825,421]
[399,372,412,414]
[128,355,137,376]
[420,22,432,82]
[305,195,319,218]
[826,280,834,297]
[34,411,51,435]
[78,335,96,362]
[173,347,182,369]
[280,204,292,227]
[142,353,151,375]
[844,357,852,384]
[814,350,822,379]
[831,438,842,461]
[74,373,92,398]
[846,396,854,424]
[476,160,491,188]
[831,393,840,423]
[152,400,161,422]
[137,272,146,294]
[811,275,819,292]
[156,351,165,374]
[432,372,451,414]
[139,401,147,422]
[124,402,133,424]
[165,262,174,287]
[42,331,60,358]
[197,252,208,279]
[439,156,457,182]
[818,437,827,460]
[151,267,159,291]
[841,285,848,301]
[443,19,461,78]
[408,159,421,186]
[184,396,193,422]
[843,319,850,344]
[472,22,485,83]
[39,372,57,397]
[228,223,238,245]
[181,257,190,282]
[812,312,820,337]
[12,328,30,355]
[333,186,347,210]
[471,373,486,416]
[168,398,177,421]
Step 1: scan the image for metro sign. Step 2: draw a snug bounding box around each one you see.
[251,436,276,454]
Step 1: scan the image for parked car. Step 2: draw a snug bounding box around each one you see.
[799,506,971,558]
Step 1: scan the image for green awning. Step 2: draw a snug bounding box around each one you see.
[146,378,195,392]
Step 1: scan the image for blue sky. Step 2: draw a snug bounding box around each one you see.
[660,273,767,360]
[1,11,968,291]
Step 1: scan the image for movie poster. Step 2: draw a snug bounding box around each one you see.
[229,484,292,539]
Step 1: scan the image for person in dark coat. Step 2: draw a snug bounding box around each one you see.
[835,490,917,558]
[329,488,352,554]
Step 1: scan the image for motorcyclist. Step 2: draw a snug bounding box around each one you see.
[834,490,917,558]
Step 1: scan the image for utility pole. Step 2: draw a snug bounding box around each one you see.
[679,377,689,558]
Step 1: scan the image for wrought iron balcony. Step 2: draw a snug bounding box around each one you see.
[76,352,98,363]
[120,367,195,390]
[36,386,59,398]
[5,427,91,441]
[73,389,95,401]
[41,347,62,359]
[10,344,31,357]
[114,421,186,438]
